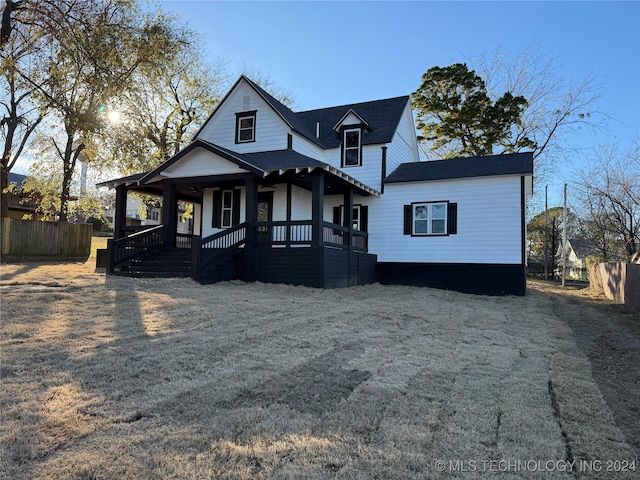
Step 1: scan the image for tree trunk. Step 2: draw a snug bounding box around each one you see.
[1,163,8,218]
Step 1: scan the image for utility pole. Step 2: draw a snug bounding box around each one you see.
[544,185,548,280]
[562,183,567,287]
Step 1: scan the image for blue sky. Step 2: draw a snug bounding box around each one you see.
[160,1,639,205]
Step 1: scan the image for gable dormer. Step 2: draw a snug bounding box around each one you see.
[332,109,371,168]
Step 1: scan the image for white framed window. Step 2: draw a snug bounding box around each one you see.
[236,111,256,143]
[352,205,360,231]
[221,190,233,228]
[337,205,361,230]
[343,128,361,166]
[413,202,447,235]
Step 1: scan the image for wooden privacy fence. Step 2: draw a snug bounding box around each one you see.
[598,262,640,310]
[1,218,92,257]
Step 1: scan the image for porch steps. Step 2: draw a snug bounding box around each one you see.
[119,248,192,278]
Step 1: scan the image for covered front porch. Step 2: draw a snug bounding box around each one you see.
[101,166,378,288]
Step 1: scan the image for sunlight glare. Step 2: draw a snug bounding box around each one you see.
[106,110,121,123]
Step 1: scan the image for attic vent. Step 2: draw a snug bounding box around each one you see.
[243,95,250,110]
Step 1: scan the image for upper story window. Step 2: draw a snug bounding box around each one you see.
[235,111,256,143]
[342,128,362,167]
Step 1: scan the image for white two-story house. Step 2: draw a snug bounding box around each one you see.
[100,75,533,295]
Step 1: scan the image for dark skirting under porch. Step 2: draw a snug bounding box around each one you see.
[377,262,527,296]
[241,247,377,288]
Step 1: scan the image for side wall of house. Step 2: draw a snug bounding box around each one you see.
[320,145,384,192]
[196,80,290,152]
[369,175,527,295]
[385,103,420,176]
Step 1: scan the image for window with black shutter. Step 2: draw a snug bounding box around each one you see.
[212,189,241,229]
[403,202,457,236]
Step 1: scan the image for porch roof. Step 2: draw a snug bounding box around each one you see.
[97,140,380,196]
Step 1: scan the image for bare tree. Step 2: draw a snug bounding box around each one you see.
[465,44,603,181]
[575,142,640,259]
[0,0,49,218]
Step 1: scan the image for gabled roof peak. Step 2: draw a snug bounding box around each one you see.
[332,108,371,132]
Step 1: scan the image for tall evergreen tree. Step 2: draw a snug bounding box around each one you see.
[412,63,535,159]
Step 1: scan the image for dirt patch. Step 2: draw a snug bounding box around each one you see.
[529,279,640,456]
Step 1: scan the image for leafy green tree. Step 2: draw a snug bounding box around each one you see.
[412,63,535,159]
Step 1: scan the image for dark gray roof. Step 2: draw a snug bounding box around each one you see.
[97,144,379,195]
[296,96,410,148]
[241,149,326,171]
[96,172,146,188]
[245,77,409,148]
[568,238,600,258]
[385,152,534,183]
[8,172,26,185]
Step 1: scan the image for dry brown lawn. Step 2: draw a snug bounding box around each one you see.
[1,254,638,479]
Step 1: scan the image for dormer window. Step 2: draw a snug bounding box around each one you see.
[342,128,362,167]
[235,111,256,143]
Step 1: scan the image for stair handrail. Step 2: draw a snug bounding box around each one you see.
[194,223,247,278]
[109,224,169,272]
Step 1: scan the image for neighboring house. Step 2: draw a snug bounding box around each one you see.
[5,173,43,220]
[105,196,190,233]
[556,238,600,281]
[99,75,534,295]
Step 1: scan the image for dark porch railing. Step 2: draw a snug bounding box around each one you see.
[192,223,247,279]
[175,233,193,249]
[108,224,169,273]
[322,222,368,251]
[254,221,368,252]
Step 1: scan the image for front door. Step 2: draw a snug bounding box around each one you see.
[257,192,273,243]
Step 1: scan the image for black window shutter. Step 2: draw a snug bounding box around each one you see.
[360,206,368,232]
[232,189,241,226]
[448,202,457,234]
[212,190,222,228]
[403,205,412,235]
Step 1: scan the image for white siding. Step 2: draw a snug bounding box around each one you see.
[200,184,314,238]
[321,144,384,191]
[291,134,324,159]
[290,185,312,220]
[368,176,524,264]
[163,148,250,177]
[196,80,290,153]
[338,111,363,127]
[256,184,313,221]
[385,102,420,175]
[323,193,370,223]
